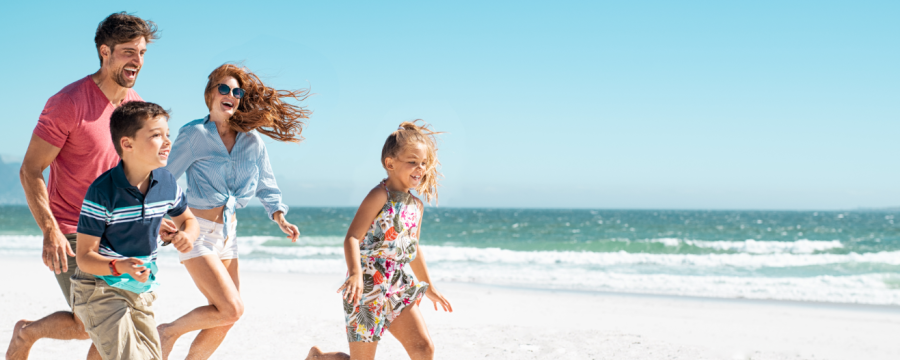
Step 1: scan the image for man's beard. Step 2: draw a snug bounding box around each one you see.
[112,65,136,88]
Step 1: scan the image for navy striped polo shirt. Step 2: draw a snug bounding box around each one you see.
[77,161,188,293]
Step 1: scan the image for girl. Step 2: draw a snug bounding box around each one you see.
[158,64,307,359]
[308,121,453,360]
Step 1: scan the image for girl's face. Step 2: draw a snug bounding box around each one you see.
[386,142,428,190]
[210,76,241,120]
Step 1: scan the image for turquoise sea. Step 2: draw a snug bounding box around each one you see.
[1,206,898,305]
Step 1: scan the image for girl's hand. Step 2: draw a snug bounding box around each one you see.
[274,211,300,242]
[338,273,364,305]
[116,258,150,283]
[425,286,453,312]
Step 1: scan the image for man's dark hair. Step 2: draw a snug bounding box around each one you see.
[94,12,159,66]
[110,101,169,156]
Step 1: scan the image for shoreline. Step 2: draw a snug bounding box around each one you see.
[3,257,900,359]
[460,280,900,313]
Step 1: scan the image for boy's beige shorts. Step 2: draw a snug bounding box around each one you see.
[70,268,161,360]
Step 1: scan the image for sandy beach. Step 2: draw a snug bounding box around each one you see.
[3,257,899,360]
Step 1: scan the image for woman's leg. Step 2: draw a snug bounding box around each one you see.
[183,258,240,360]
[158,255,243,360]
[387,305,434,360]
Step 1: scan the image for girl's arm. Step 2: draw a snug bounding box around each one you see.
[408,199,453,312]
[75,233,151,283]
[337,186,388,305]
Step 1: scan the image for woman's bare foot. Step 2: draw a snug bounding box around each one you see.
[6,320,35,360]
[157,323,180,360]
[306,346,349,360]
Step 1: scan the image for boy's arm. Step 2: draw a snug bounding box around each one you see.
[167,208,198,253]
[75,233,150,283]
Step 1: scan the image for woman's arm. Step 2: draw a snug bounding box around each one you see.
[164,126,194,180]
[408,199,453,312]
[337,187,388,305]
[75,233,150,283]
[254,144,299,241]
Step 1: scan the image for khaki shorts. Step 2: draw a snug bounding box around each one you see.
[55,233,79,306]
[70,268,161,360]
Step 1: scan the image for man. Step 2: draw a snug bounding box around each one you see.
[7,12,159,360]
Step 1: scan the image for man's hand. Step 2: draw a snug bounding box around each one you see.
[115,258,150,283]
[43,229,74,274]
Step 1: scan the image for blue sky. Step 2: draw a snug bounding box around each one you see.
[1,1,897,209]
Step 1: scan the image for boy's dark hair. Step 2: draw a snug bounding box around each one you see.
[94,12,159,66]
[110,101,169,156]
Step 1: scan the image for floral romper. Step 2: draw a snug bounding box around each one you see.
[343,182,429,343]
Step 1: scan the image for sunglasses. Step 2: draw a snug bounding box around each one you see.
[217,84,245,99]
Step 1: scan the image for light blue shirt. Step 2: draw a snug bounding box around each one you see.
[166,116,288,238]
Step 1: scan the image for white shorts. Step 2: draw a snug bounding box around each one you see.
[179,218,239,262]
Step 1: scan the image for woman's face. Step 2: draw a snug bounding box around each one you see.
[210,76,241,120]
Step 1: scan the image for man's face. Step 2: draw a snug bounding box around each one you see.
[101,36,147,88]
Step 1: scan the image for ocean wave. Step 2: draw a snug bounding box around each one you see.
[648,238,844,254]
[431,265,900,305]
[417,246,900,269]
[3,235,895,270]
[152,256,900,305]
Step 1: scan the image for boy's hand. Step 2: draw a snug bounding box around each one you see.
[166,230,194,253]
[159,218,177,239]
[338,273,365,305]
[116,258,150,283]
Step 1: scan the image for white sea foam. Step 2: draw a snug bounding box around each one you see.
[154,254,900,305]
[649,238,844,254]
[418,246,900,268]
[5,235,899,305]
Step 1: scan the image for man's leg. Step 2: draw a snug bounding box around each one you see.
[6,235,93,360]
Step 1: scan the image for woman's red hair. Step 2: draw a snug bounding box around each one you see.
[204,64,310,142]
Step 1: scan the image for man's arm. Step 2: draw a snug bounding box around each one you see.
[20,133,69,274]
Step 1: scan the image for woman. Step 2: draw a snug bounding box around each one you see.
[158,63,308,359]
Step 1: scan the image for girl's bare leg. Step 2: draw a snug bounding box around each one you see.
[387,304,434,360]
[158,256,242,360]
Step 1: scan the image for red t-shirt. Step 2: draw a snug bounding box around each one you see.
[33,75,142,234]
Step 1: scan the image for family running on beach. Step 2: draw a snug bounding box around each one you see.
[6,12,453,360]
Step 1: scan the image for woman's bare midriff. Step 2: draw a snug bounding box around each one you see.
[189,206,235,224]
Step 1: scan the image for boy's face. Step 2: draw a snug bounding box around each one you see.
[123,115,171,169]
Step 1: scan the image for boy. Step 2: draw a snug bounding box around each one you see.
[71,101,199,360]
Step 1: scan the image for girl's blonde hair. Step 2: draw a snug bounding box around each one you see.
[381,120,443,204]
